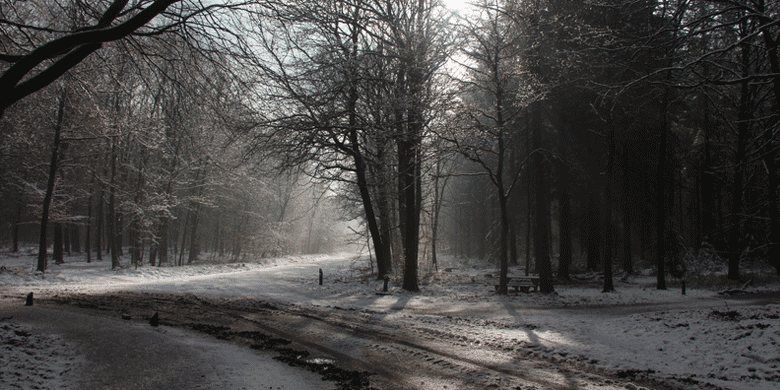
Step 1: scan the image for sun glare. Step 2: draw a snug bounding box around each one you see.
[443,0,470,11]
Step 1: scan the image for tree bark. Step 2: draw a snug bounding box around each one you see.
[587,190,601,271]
[36,90,66,272]
[71,224,80,253]
[728,30,752,280]
[63,224,71,255]
[53,223,64,264]
[657,89,669,290]
[86,172,94,263]
[758,2,780,275]
[108,140,121,269]
[603,121,616,292]
[178,210,190,266]
[399,137,421,292]
[557,121,572,280]
[95,182,103,261]
[0,0,181,119]
[157,217,169,266]
[531,102,554,293]
[525,113,533,276]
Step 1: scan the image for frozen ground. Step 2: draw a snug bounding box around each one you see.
[1,250,779,389]
[0,302,332,390]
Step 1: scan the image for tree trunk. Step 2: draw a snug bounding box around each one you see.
[525,114,533,276]
[86,191,92,263]
[115,211,124,257]
[622,152,633,275]
[36,91,66,273]
[431,148,447,272]
[131,156,146,267]
[701,99,715,243]
[95,183,103,261]
[508,143,520,267]
[557,122,572,280]
[657,90,669,290]
[71,224,80,253]
[178,211,190,266]
[587,191,601,271]
[350,115,390,278]
[108,140,121,269]
[63,224,71,255]
[399,138,421,292]
[497,190,510,295]
[728,33,752,280]
[149,242,157,266]
[759,5,780,275]
[157,217,169,266]
[532,102,554,293]
[187,203,202,264]
[603,121,616,293]
[623,208,633,275]
[53,223,64,264]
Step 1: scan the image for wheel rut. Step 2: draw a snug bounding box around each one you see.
[36,292,679,390]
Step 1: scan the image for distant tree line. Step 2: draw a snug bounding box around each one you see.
[1,0,778,293]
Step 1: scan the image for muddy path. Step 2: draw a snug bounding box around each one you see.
[23,291,686,390]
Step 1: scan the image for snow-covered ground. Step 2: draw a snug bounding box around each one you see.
[0,320,80,390]
[1,250,779,390]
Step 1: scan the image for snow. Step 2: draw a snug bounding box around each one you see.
[0,302,332,390]
[0,320,80,390]
[1,250,779,390]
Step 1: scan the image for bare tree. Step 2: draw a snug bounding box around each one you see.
[445,0,526,294]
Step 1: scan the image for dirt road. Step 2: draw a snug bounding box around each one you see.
[0,296,332,390]
[14,291,681,390]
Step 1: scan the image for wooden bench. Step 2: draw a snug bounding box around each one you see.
[494,276,540,293]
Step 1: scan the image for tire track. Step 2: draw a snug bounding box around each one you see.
[39,292,675,390]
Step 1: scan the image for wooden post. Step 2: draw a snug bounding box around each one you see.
[319,268,323,286]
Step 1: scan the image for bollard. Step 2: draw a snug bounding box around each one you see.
[319,268,323,286]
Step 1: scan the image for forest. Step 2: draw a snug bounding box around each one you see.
[2,0,780,296]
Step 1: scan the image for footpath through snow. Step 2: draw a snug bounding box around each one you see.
[1,251,779,390]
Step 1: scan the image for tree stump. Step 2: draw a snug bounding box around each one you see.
[149,312,159,327]
[25,292,33,306]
